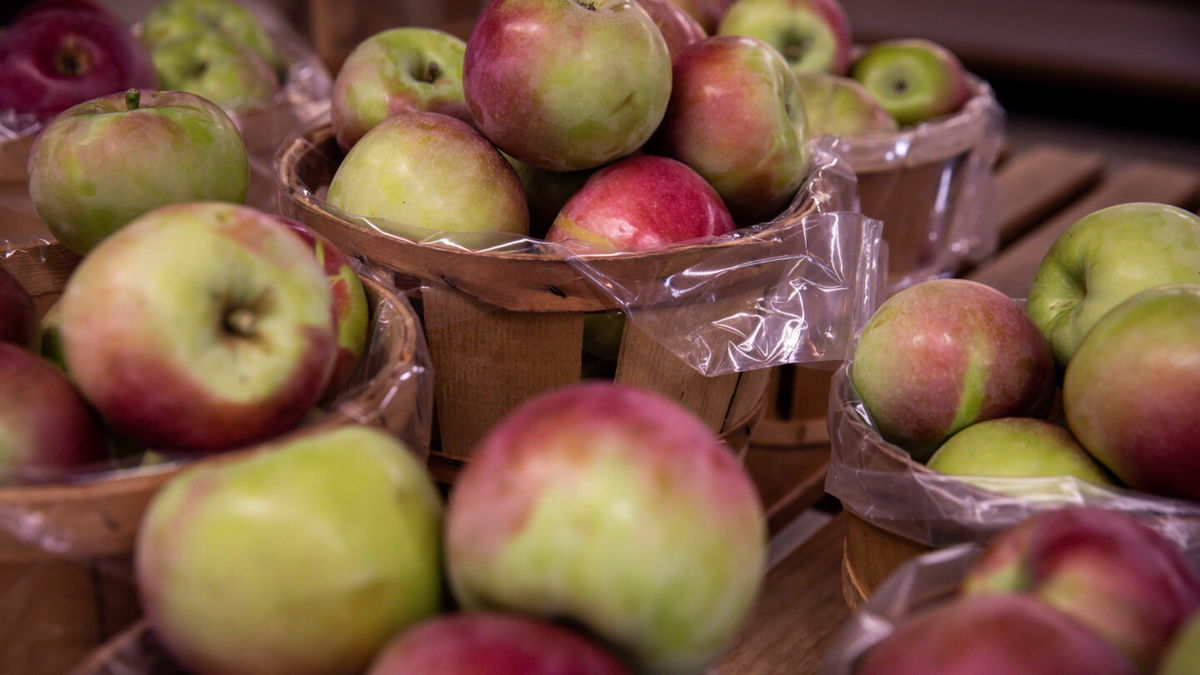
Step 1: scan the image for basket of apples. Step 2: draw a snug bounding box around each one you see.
[711,0,1004,294]
[274,0,884,483]
[0,0,332,227]
[0,201,431,673]
[76,381,771,675]
[823,506,1200,675]
[825,201,1200,605]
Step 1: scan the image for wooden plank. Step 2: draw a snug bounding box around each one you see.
[991,145,1106,246]
[743,447,831,536]
[968,161,1200,297]
[716,514,850,674]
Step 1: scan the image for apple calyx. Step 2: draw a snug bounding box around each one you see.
[780,30,813,63]
[415,61,442,84]
[223,307,259,338]
[125,88,141,111]
[54,37,91,77]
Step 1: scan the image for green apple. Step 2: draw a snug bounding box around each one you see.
[331,27,469,151]
[57,201,337,454]
[927,417,1113,492]
[137,424,443,675]
[150,31,280,110]
[1063,284,1200,501]
[850,38,969,126]
[140,0,280,74]
[1161,610,1200,675]
[502,151,593,239]
[27,89,249,254]
[717,0,853,75]
[328,111,529,238]
[1026,202,1200,366]
[793,71,897,136]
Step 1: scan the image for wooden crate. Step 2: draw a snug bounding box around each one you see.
[274,124,812,483]
[0,241,427,675]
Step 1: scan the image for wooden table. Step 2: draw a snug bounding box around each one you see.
[724,141,1200,674]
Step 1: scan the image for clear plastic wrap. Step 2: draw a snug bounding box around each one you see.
[829,76,1004,294]
[0,0,332,239]
[0,238,432,674]
[819,543,981,675]
[824,362,1200,565]
[275,131,885,377]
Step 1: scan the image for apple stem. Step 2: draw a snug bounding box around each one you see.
[224,308,258,337]
[125,89,141,111]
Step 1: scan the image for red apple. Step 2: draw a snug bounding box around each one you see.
[857,593,1139,675]
[1063,284,1200,501]
[851,278,1057,461]
[367,613,629,675]
[0,267,36,348]
[0,342,107,484]
[636,0,707,58]
[446,382,766,674]
[961,507,1200,672]
[274,216,370,399]
[664,0,732,32]
[0,6,155,121]
[464,0,672,171]
[545,154,735,252]
[653,35,810,224]
[57,202,337,454]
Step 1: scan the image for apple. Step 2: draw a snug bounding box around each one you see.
[926,417,1113,488]
[327,111,529,238]
[463,0,672,171]
[1026,202,1200,366]
[139,0,281,75]
[137,424,443,675]
[545,155,735,252]
[663,0,731,32]
[850,38,970,126]
[331,27,470,152]
[12,0,115,21]
[792,71,897,136]
[653,35,810,224]
[0,343,108,485]
[274,216,370,399]
[0,6,156,121]
[961,507,1200,672]
[636,0,707,58]
[149,31,280,110]
[851,278,1056,462]
[856,593,1139,675]
[27,88,250,255]
[1160,610,1200,675]
[56,201,336,454]
[367,613,629,675]
[0,267,35,348]
[1062,284,1200,501]
[502,152,593,239]
[716,0,853,75]
[445,382,767,674]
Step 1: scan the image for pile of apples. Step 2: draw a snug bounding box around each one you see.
[0,201,370,485]
[854,507,1200,674]
[132,381,768,675]
[0,0,285,123]
[850,201,1200,504]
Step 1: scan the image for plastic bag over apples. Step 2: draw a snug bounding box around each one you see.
[0,238,433,672]
[828,76,1004,294]
[818,543,982,675]
[275,132,885,378]
[824,362,1200,566]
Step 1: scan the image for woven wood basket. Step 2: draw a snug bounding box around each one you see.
[0,240,426,675]
[275,124,786,484]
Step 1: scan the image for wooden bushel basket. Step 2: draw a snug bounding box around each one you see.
[273,124,804,483]
[0,241,426,675]
[842,77,1002,294]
